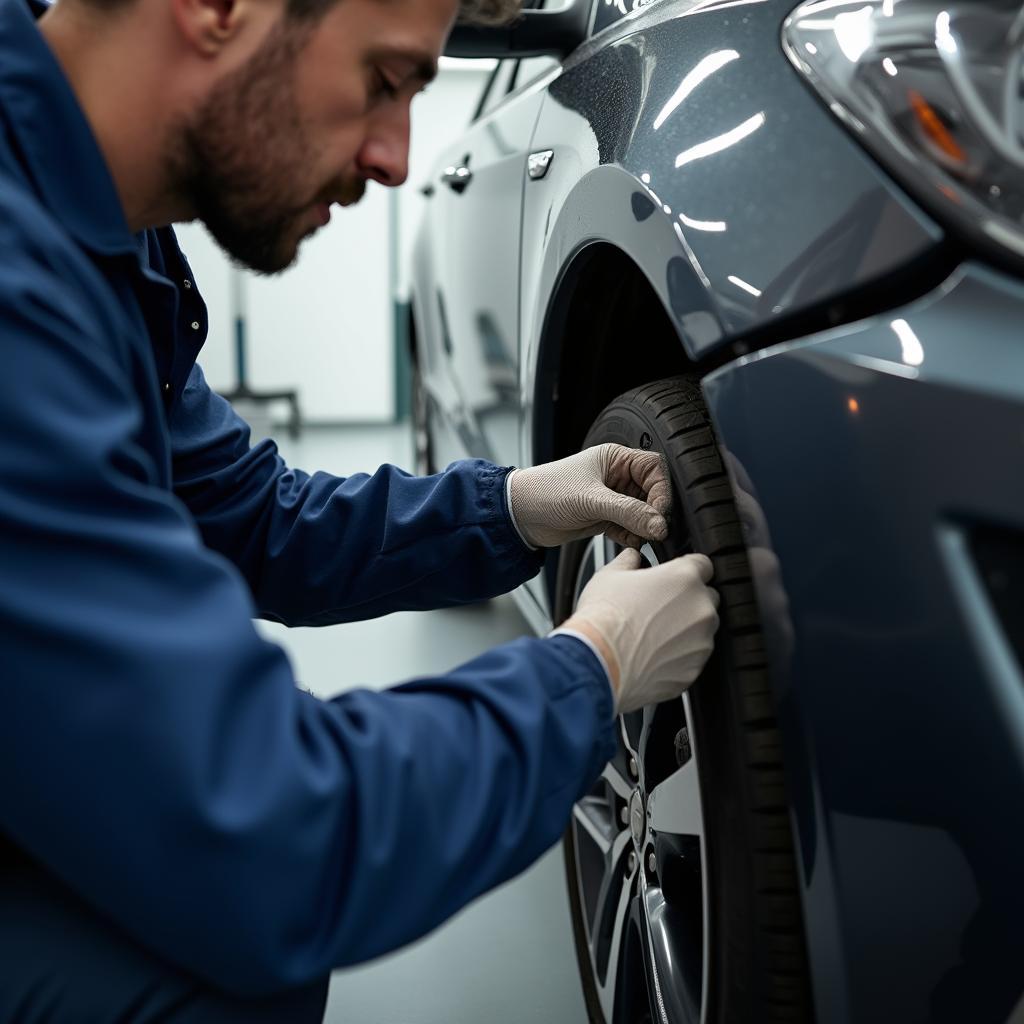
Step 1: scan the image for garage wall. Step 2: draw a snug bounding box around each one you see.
[174,58,494,424]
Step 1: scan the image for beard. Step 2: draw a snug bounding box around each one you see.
[171,22,365,274]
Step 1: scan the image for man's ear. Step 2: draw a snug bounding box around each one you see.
[170,0,257,57]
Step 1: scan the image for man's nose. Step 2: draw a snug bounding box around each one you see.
[356,106,411,188]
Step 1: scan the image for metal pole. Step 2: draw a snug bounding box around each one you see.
[230,268,248,392]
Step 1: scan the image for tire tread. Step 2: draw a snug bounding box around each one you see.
[604,377,812,1022]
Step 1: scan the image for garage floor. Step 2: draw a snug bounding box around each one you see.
[258,422,589,1024]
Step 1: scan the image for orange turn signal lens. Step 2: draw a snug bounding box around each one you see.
[908,89,967,164]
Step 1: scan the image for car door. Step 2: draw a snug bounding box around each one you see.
[424,51,560,469]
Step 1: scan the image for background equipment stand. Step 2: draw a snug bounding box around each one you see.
[219,268,302,440]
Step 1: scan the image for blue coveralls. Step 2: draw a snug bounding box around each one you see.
[0,0,617,1014]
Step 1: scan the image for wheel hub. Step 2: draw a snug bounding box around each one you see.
[629,789,646,850]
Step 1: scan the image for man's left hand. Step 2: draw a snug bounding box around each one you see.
[508,443,672,549]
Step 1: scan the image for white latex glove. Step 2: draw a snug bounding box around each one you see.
[508,444,671,549]
[558,549,720,713]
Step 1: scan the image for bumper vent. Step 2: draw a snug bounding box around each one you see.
[970,526,1024,672]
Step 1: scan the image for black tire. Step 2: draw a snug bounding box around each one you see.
[559,376,812,1024]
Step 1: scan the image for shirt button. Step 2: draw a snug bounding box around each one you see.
[163,382,171,394]
[190,321,200,331]
[182,279,192,290]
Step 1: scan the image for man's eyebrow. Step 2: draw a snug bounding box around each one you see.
[375,48,438,84]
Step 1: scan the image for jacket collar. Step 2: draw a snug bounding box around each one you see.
[0,0,137,257]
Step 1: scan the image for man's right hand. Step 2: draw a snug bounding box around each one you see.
[559,548,720,713]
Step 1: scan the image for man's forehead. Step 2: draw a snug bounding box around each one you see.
[304,0,456,81]
[362,0,457,65]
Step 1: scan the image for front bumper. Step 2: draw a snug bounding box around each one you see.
[704,262,1024,1024]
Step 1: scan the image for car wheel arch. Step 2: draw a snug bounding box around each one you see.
[529,239,697,470]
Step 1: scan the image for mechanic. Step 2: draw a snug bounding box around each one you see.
[0,0,720,1016]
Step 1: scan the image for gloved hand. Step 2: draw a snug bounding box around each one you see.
[508,444,671,549]
[557,549,720,713]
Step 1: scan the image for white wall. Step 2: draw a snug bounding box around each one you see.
[173,58,495,425]
[175,188,392,423]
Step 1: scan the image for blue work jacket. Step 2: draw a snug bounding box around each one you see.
[0,0,617,995]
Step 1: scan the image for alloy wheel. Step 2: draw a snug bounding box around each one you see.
[568,535,709,1024]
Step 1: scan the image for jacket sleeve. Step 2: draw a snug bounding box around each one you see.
[169,364,544,624]
[0,264,617,996]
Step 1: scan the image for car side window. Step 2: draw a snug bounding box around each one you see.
[473,59,520,121]
[591,0,651,36]
[470,0,558,121]
[509,55,560,94]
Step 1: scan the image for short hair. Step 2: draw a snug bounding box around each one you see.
[73,0,523,29]
[452,0,523,26]
[281,0,523,26]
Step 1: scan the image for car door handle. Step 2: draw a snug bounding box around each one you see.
[441,165,473,194]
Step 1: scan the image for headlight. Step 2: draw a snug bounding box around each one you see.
[783,0,1024,268]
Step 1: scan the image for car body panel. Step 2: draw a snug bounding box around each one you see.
[421,0,947,478]
[509,0,945,621]
[416,72,555,472]
[703,261,1024,1024]
[411,0,1024,1016]
[519,0,943,375]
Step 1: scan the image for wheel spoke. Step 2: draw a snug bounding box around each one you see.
[636,703,663,788]
[573,535,607,606]
[601,760,633,801]
[573,796,616,857]
[620,712,641,762]
[647,757,703,837]
[596,833,635,1016]
[642,884,703,1024]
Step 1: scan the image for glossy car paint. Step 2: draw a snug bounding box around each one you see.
[520,0,941,362]
[417,0,953,626]
[414,78,550,467]
[411,0,1024,1019]
[703,262,1024,1024]
[412,64,558,476]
